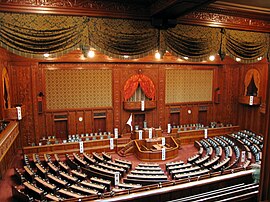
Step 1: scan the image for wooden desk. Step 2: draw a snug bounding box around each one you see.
[80,180,106,193]
[90,177,111,190]
[70,184,98,195]
[23,181,44,199]
[57,188,83,199]
[59,171,78,184]
[47,174,68,188]
[115,158,132,169]
[34,176,57,193]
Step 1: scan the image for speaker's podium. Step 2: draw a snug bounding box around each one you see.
[131,127,162,140]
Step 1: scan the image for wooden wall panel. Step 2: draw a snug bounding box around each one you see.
[0,48,10,120]
[4,51,268,146]
[45,113,53,138]
[84,111,92,133]
[106,109,113,133]
[68,112,76,135]
[76,111,85,134]
[9,62,38,146]
[236,61,268,135]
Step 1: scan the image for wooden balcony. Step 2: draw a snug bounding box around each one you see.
[238,96,261,106]
[123,101,156,111]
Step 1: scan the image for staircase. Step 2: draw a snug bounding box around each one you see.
[118,140,135,157]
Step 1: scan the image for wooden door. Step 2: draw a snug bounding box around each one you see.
[54,120,68,140]
[134,114,145,130]
[198,111,208,126]
[170,112,180,127]
[94,118,106,133]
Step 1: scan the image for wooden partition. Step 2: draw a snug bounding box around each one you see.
[23,137,122,155]
[0,121,20,179]
[134,136,179,161]
[175,126,240,144]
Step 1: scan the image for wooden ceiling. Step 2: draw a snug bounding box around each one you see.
[0,0,269,21]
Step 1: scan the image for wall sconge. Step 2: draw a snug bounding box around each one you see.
[78,117,83,122]
[187,109,192,114]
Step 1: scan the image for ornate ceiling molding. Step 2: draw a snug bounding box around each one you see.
[0,0,150,20]
[178,11,270,32]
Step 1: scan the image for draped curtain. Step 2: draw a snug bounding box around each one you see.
[124,74,155,101]
[88,18,159,59]
[164,24,221,62]
[244,69,260,96]
[0,12,269,62]
[0,13,89,58]
[223,29,269,63]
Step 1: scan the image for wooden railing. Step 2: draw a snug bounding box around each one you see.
[0,121,20,179]
[117,140,135,157]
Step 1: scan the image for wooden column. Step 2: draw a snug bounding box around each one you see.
[259,64,270,202]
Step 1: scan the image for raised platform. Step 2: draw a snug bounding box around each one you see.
[134,136,179,161]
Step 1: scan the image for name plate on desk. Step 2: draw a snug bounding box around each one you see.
[162,147,166,160]
[16,107,22,120]
[162,137,165,146]
[241,151,246,162]
[249,96,254,105]
[114,128,118,138]
[204,129,208,139]
[110,138,114,150]
[148,128,152,139]
[168,124,171,133]
[79,141,84,153]
[138,130,143,140]
[114,172,120,185]
[141,100,145,111]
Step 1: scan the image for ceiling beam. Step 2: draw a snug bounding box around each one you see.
[150,0,217,19]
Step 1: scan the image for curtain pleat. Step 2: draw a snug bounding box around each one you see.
[0,12,269,63]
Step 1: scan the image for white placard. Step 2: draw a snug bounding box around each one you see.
[249,96,254,105]
[167,124,171,133]
[114,128,118,138]
[241,151,246,162]
[16,106,22,120]
[110,138,114,150]
[141,100,145,111]
[149,128,152,139]
[79,141,84,153]
[162,137,165,146]
[162,147,166,160]
[204,129,208,139]
[139,130,143,140]
[114,172,120,185]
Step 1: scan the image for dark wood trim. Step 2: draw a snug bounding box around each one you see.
[259,63,270,201]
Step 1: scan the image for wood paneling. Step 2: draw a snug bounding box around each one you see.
[237,61,268,135]
[0,121,19,179]
[1,48,268,150]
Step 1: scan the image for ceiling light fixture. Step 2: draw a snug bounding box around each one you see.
[235,57,241,62]
[209,55,215,61]
[87,50,95,58]
[43,53,50,58]
[155,51,161,59]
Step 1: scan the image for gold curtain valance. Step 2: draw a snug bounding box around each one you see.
[165,24,221,62]
[0,12,269,63]
[0,12,89,58]
[88,18,158,59]
[222,29,269,63]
